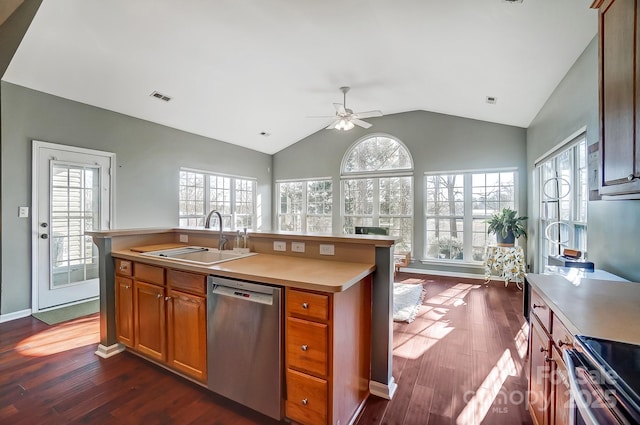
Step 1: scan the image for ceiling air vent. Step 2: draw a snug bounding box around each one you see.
[502,0,523,3]
[150,91,172,102]
[486,96,498,104]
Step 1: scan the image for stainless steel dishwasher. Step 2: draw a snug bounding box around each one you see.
[206,276,282,420]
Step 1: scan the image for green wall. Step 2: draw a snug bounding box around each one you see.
[274,110,528,276]
[1,82,272,315]
[526,36,640,282]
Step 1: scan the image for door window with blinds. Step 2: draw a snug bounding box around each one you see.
[536,135,588,269]
[51,164,100,287]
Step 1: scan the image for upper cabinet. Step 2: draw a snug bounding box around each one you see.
[593,0,640,197]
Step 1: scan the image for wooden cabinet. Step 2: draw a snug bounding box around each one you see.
[528,288,573,425]
[285,277,372,425]
[134,279,166,361]
[115,276,134,347]
[593,0,640,197]
[529,316,551,425]
[114,257,208,383]
[115,259,135,347]
[167,288,207,381]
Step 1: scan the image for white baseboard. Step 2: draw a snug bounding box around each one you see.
[369,377,398,400]
[95,343,126,358]
[0,308,32,323]
[400,267,486,281]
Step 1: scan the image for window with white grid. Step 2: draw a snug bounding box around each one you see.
[425,169,517,262]
[179,169,256,229]
[537,136,587,268]
[341,135,413,252]
[277,179,332,233]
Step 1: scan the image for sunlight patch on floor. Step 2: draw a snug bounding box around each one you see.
[455,348,517,425]
[16,316,99,356]
[514,321,530,359]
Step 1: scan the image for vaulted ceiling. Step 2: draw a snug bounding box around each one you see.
[3,0,597,154]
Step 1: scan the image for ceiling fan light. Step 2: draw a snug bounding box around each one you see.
[335,118,354,131]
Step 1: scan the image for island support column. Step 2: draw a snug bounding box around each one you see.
[369,245,397,399]
[92,235,125,358]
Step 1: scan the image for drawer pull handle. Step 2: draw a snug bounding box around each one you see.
[124,285,130,289]
[532,303,545,309]
[301,344,308,351]
[302,302,309,309]
[627,174,639,182]
[558,339,572,347]
[545,355,554,363]
[539,346,548,353]
[302,398,308,406]
[156,293,162,299]
[165,296,171,302]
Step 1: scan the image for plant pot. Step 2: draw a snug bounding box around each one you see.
[496,231,515,247]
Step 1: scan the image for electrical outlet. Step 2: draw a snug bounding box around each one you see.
[273,241,287,252]
[291,242,305,253]
[179,234,188,243]
[18,206,29,218]
[319,244,335,255]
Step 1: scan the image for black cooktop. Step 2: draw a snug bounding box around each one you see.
[577,335,640,412]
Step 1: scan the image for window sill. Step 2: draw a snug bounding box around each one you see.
[419,259,484,269]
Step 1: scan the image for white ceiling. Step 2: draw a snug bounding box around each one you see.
[3,0,597,155]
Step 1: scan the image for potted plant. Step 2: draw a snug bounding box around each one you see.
[486,207,528,247]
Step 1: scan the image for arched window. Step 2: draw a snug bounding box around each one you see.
[341,135,414,252]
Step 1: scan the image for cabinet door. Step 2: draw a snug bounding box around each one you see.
[134,280,166,361]
[599,0,640,195]
[552,349,571,425]
[115,276,134,347]
[528,318,551,425]
[166,289,207,381]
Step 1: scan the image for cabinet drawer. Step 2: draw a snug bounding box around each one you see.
[288,289,329,321]
[287,317,328,376]
[286,369,327,425]
[530,289,551,333]
[134,262,165,285]
[552,315,574,350]
[115,259,132,276]
[167,269,206,294]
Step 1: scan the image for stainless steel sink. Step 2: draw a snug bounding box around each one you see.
[140,246,255,265]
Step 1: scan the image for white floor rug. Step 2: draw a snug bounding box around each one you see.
[393,283,425,323]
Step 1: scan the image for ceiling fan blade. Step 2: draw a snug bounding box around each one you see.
[333,103,347,115]
[351,118,372,129]
[353,110,383,119]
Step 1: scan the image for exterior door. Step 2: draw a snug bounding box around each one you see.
[33,141,113,311]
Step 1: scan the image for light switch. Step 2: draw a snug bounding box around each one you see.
[18,206,29,218]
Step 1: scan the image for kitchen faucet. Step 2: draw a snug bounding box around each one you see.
[204,210,227,251]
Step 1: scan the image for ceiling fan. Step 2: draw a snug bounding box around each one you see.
[314,87,383,131]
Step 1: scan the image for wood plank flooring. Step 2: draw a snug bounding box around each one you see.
[0,273,531,425]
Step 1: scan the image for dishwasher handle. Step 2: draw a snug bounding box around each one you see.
[211,284,274,306]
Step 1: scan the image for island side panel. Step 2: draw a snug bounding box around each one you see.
[370,245,396,398]
[93,235,117,348]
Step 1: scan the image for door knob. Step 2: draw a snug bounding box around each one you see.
[301,344,308,351]
[40,234,48,239]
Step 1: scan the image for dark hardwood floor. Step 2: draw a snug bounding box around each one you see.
[0,273,531,425]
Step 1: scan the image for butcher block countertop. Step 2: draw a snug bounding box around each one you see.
[526,273,640,345]
[112,248,375,293]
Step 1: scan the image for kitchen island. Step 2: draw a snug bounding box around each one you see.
[88,227,398,424]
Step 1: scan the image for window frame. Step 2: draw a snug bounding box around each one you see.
[423,168,518,264]
[178,168,257,229]
[276,177,333,234]
[341,134,414,253]
[535,134,588,269]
